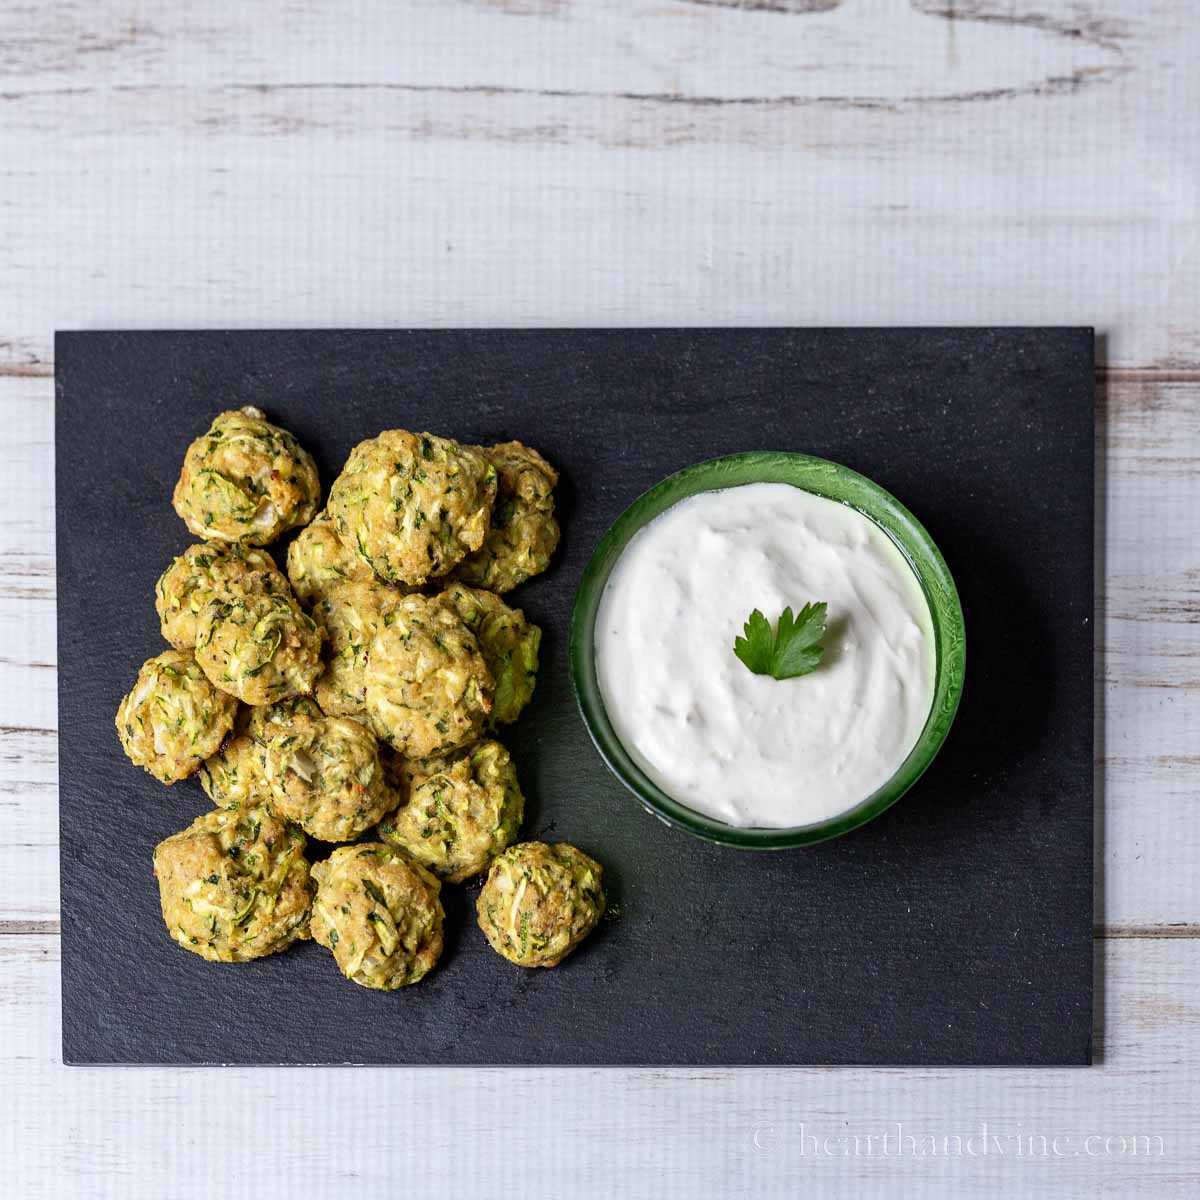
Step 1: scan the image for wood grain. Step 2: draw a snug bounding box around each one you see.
[0,0,1196,375]
[1,0,1198,1193]
[1,931,1197,1197]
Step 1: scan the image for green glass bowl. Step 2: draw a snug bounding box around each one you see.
[568,452,966,849]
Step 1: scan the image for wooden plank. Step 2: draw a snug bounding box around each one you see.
[0,0,1196,1189]
[4,371,1199,925]
[1099,376,1200,925]
[0,374,56,920]
[0,931,1196,1197]
[0,0,1196,373]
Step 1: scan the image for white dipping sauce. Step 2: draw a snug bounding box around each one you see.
[595,482,936,828]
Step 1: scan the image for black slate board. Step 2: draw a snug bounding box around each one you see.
[56,328,1094,1066]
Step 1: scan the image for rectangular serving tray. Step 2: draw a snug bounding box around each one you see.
[56,328,1094,1065]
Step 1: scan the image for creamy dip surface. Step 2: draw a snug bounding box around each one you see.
[594,482,936,828]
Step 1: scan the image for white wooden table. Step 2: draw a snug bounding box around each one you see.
[2,2,1197,1195]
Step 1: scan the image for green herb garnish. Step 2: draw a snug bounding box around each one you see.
[733,602,828,681]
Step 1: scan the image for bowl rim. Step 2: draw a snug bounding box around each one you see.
[567,451,967,849]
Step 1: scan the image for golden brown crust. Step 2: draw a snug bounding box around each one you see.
[194,591,324,706]
[156,542,289,650]
[451,441,560,593]
[477,842,605,968]
[310,844,444,989]
[437,584,541,725]
[172,406,319,546]
[116,650,238,783]
[363,594,493,757]
[286,511,376,608]
[257,705,395,843]
[311,580,405,718]
[326,430,496,585]
[198,733,270,809]
[378,740,524,882]
[153,805,313,962]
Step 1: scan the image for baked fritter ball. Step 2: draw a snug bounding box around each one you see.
[364,594,493,757]
[116,650,238,784]
[310,844,444,989]
[477,842,605,968]
[286,511,375,608]
[199,733,269,810]
[326,430,497,585]
[311,580,404,718]
[195,591,324,706]
[438,584,541,725]
[452,441,560,593]
[256,702,394,843]
[244,693,323,741]
[153,805,313,962]
[378,740,524,883]
[156,542,289,650]
[172,406,320,546]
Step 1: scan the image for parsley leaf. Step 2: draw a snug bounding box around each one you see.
[731,609,775,675]
[733,602,828,681]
